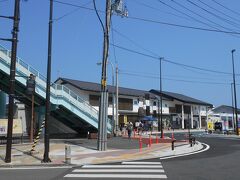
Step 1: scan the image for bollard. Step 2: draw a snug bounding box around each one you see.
[65,145,71,164]
[190,137,193,147]
[193,137,196,145]
[139,135,142,151]
[171,132,174,140]
[149,134,152,147]
[171,140,175,151]
[156,134,158,144]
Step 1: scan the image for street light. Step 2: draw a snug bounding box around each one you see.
[158,57,164,138]
[231,49,239,136]
[97,61,115,135]
[231,83,235,130]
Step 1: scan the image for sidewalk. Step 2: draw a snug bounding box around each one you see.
[0,136,204,167]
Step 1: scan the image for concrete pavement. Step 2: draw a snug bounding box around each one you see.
[0,134,205,167]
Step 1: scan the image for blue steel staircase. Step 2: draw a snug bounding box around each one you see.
[0,45,112,134]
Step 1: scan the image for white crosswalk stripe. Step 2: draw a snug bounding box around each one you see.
[64,161,168,179]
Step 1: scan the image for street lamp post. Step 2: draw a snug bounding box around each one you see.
[158,57,164,138]
[231,83,235,130]
[231,49,239,136]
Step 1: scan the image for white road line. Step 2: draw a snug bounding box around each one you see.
[0,166,72,170]
[73,169,165,173]
[160,143,210,160]
[82,165,163,168]
[64,174,167,179]
[122,161,162,165]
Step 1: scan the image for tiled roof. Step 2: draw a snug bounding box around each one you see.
[56,78,156,98]
[150,89,213,107]
[211,105,240,114]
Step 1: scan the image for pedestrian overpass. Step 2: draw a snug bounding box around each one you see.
[0,45,112,135]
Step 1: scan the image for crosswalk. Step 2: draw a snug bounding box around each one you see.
[64,161,167,179]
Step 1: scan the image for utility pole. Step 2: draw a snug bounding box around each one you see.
[231,83,235,130]
[159,57,164,138]
[5,0,20,163]
[115,64,119,135]
[231,49,239,136]
[43,0,53,162]
[97,0,111,151]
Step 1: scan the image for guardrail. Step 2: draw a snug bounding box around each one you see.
[0,44,112,131]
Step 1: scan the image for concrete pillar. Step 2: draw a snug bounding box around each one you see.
[191,105,193,129]
[0,91,6,118]
[199,106,201,129]
[181,104,184,129]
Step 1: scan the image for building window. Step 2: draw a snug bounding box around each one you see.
[165,104,168,107]
[119,98,133,110]
[153,101,157,106]
[133,100,138,105]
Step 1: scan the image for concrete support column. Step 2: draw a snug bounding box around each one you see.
[191,105,193,129]
[181,104,184,129]
[199,106,201,129]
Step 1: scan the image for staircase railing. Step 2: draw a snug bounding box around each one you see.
[0,45,112,131]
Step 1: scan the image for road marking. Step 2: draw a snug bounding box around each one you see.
[73,169,165,173]
[64,174,167,179]
[160,143,210,160]
[0,166,72,170]
[122,161,162,165]
[82,164,163,168]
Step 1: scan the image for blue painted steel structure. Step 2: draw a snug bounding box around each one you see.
[0,45,112,133]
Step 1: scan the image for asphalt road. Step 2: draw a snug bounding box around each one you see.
[0,134,239,180]
[163,136,240,180]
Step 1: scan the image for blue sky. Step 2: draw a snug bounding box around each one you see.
[1,0,240,107]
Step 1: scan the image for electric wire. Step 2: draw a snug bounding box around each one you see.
[157,0,218,31]
[93,0,105,32]
[110,43,234,76]
[120,69,232,81]
[211,0,240,18]
[119,72,230,86]
[110,20,118,64]
[53,0,240,35]
[131,0,192,22]
[197,0,240,26]
[53,1,92,22]
[186,0,240,30]
[171,0,239,36]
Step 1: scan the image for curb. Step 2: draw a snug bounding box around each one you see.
[0,141,208,168]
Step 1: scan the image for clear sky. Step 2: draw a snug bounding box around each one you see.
[1,0,240,107]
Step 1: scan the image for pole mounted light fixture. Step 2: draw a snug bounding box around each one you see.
[231,49,239,136]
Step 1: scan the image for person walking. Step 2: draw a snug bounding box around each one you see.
[126,121,133,139]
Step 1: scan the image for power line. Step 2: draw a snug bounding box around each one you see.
[131,0,192,22]
[171,0,240,36]
[211,0,240,18]
[119,72,230,86]
[110,20,118,64]
[111,43,234,76]
[53,0,240,35]
[120,69,232,81]
[158,0,224,32]
[112,28,159,57]
[197,0,240,27]
[53,1,92,22]
[186,0,240,30]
